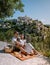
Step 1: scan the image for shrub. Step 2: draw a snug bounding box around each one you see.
[0,31,6,41]
[5,29,14,42]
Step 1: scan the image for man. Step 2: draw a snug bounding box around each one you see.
[12,31,28,56]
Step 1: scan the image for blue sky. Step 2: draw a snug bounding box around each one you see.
[10,0,50,24]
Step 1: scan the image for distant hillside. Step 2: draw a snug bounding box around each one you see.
[0,16,50,37]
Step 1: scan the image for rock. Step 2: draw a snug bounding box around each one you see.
[0,41,50,65]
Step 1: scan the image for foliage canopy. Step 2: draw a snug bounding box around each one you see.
[0,0,24,18]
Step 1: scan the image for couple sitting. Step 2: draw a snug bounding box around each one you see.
[12,31,38,57]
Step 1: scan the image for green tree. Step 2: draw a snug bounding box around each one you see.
[0,0,24,18]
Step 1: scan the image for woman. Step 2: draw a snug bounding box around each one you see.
[19,34,38,55]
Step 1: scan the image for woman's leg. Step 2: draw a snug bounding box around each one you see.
[16,44,28,55]
[19,47,28,56]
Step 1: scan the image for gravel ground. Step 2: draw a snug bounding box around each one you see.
[0,41,50,65]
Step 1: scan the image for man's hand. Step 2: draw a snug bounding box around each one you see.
[15,42,23,47]
[15,41,25,48]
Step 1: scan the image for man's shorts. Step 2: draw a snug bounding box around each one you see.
[13,46,20,52]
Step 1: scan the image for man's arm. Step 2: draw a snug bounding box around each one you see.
[15,41,23,47]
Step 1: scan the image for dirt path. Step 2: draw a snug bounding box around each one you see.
[0,41,50,65]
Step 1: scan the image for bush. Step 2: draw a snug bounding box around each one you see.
[0,31,6,41]
[0,29,14,42]
[5,29,14,42]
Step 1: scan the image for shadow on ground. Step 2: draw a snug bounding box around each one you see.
[0,50,5,53]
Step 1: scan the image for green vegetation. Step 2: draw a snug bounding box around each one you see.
[0,0,24,19]
[0,29,14,42]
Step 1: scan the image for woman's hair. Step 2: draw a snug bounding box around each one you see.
[14,31,19,35]
[20,33,24,36]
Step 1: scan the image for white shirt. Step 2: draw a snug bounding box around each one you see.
[12,37,17,45]
[20,39,26,46]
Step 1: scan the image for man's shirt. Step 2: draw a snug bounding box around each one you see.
[12,37,17,46]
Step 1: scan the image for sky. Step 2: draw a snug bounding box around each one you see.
[10,0,50,24]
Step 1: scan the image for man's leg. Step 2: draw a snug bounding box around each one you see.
[16,45,28,56]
